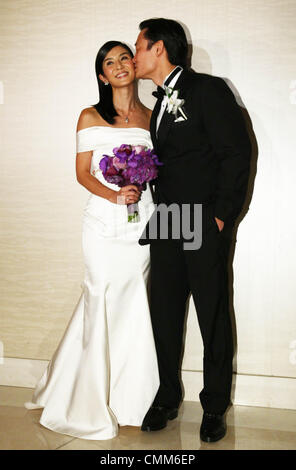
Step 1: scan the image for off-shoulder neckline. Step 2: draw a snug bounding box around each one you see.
[76,126,150,134]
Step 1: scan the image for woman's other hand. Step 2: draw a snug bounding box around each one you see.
[109,185,141,205]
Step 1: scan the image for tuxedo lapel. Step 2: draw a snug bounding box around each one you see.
[156,106,175,150]
[150,96,162,150]
[155,70,195,152]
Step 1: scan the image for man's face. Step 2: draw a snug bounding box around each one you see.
[133,29,157,79]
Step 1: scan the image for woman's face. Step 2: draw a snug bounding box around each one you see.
[99,46,135,88]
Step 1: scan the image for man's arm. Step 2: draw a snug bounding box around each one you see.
[202,76,252,223]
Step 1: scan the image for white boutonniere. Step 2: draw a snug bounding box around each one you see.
[164,86,188,122]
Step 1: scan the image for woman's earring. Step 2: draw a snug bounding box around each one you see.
[104,81,109,86]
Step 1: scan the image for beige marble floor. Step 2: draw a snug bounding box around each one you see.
[0,385,296,450]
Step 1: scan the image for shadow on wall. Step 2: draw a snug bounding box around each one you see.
[177,40,258,410]
[226,84,258,396]
[188,44,212,75]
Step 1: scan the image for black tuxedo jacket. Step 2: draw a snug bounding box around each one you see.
[140,69,251,244]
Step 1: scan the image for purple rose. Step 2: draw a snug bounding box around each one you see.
[100,144,163,190]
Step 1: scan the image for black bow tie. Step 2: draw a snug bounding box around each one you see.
[152,86,166,100]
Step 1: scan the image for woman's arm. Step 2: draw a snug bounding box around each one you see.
[75,109,140,204]
[76,151,115,201]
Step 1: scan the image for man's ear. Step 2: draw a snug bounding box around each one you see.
[99,73,108,85]
[154,40,165,57]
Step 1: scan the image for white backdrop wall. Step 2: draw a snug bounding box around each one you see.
[0,0,296,409]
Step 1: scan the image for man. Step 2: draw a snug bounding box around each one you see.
[134,18,251,443]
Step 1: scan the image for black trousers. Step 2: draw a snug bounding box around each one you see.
[149,215,234,415]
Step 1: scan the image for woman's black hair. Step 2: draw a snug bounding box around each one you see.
[92,41,134,125]
[139,18,188,69]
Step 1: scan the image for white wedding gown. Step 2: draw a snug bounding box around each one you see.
[24,126,159,440]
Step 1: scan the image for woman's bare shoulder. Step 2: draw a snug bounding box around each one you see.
[142,104,152,118]
[76,106,104,132]
[138,104,152,128]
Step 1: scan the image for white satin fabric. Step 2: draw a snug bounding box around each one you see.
[24,126,159,440]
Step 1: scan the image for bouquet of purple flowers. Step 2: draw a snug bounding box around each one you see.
[99,144,163,222]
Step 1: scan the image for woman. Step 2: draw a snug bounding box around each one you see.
[25,41,159,440]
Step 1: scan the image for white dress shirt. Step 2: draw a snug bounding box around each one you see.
[156,66,183,133]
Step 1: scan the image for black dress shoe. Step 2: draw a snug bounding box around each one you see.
[141,406,178,432]
[200,412,226,443]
